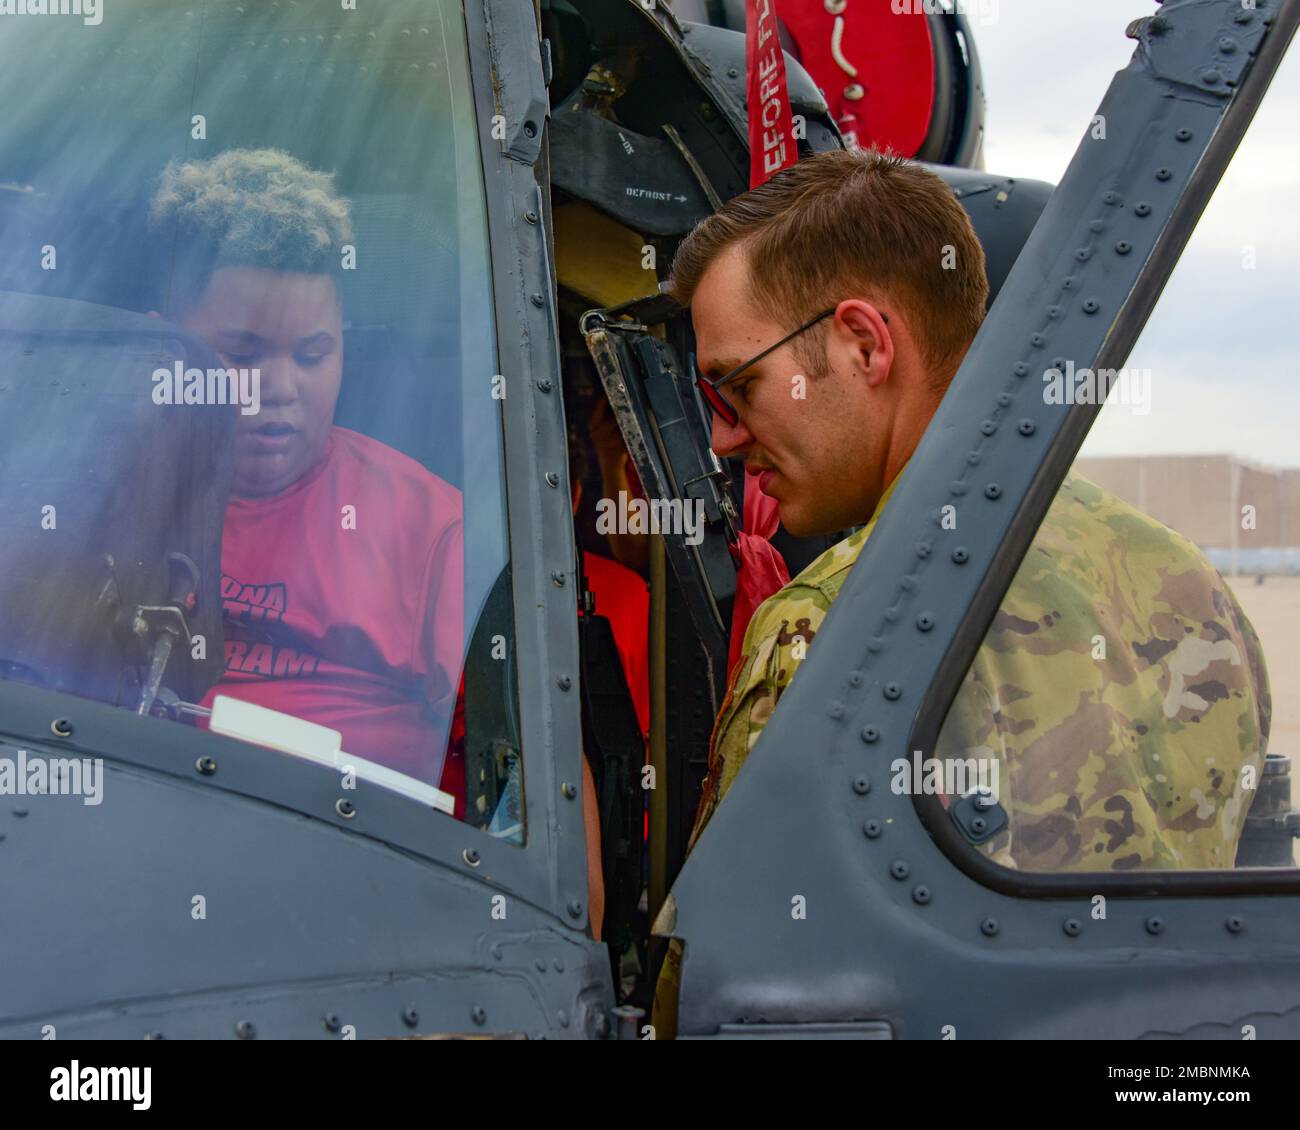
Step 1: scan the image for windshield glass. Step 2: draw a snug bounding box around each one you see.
[0,0,521,838]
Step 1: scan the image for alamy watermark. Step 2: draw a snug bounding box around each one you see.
[891,750,1000,801]
[891,0,999,27]
[1043,359,1152,416]
[0,750,104,806]
[152,361,261,416]
[595,490,706,547]
[0,0,103,26]
[50,1061,150,1109]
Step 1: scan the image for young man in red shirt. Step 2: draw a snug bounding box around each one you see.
[149,148,465,786]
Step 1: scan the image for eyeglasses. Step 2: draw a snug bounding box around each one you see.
[694,307,833,428]
[694,305,887,427]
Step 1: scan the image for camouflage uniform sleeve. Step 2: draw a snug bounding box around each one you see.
[686,586,832,852]
[935,475,1269,873]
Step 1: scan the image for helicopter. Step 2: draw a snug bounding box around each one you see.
[0,0,1297,1042]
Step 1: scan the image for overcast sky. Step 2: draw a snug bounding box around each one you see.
[973,0,1300,466]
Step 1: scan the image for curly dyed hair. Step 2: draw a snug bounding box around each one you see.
[149,148,354,315]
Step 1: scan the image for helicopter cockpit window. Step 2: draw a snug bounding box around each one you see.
[931,42,1300,875]
[0,1,523,839]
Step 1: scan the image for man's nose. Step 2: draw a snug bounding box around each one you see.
[710,409,754,459]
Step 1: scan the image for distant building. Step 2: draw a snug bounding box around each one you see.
[1075,455,1300,574]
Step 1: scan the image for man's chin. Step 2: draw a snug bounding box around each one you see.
[775,501,816,539]
[778,499,846,540]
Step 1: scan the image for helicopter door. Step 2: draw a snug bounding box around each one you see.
[662,0,1300,1039]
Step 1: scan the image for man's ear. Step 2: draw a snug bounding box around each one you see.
[833,299,894,387]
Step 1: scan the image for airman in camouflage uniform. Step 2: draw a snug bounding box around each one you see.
[654,469,1271,1031]
[651,147,1272,1036]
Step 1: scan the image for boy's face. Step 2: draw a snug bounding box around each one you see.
[182,266,344,498]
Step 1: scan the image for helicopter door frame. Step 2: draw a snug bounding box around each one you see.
[662,0,1300,1039]
[470,0,604,943]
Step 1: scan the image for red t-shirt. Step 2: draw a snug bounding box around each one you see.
[200,427,464,784]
